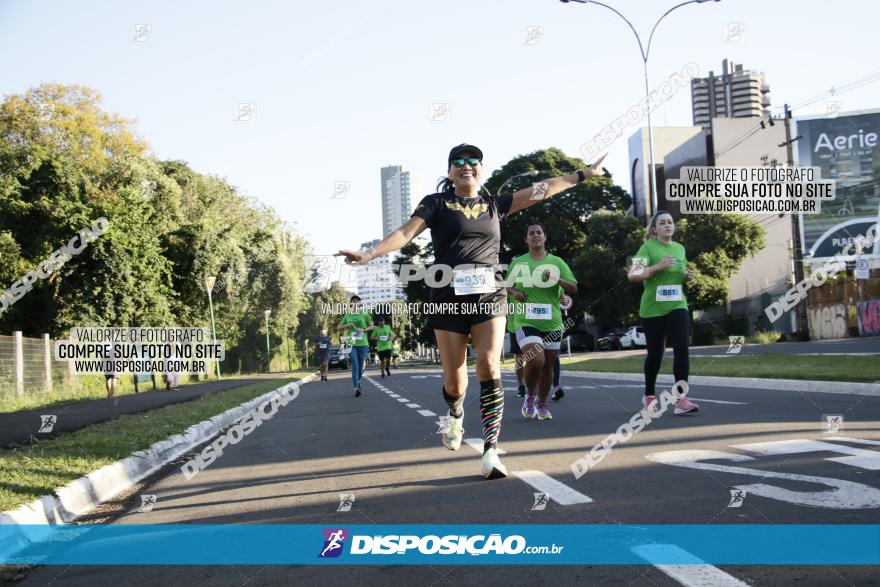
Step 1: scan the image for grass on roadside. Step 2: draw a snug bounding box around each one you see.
[561,353,879,383]
[0,372,277,414]
[0,375,302,513]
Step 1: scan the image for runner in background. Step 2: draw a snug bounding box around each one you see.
[505,292,526,397]
[337,295,373,397]
[628,211,699,415]
[314,328,331,382]
[551,293,572,402]
[391,341,401,369]
[551,356,564,401]
[507,222,577,421]
[371,317,394,378]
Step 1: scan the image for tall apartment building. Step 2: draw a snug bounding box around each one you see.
[691,59,770,129]
[381,166,419,236]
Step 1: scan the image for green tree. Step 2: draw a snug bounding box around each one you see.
[394,240,434,347]
[570,211,646,331]
[0,83,174,334]
[483,147,631,264]
[676,214,766,311]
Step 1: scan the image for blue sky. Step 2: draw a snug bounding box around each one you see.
[2,0,879,257]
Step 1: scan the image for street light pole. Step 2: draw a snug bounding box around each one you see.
[204,276,221,380]
[496,170,538,197]
[264,309,271,373]
[559,0,721,219]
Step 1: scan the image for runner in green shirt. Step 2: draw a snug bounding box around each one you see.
[391,341,401,369]
[628,211,698,415]
[371,317,394,378]
[336,295,373,396]
[505,222,577,421]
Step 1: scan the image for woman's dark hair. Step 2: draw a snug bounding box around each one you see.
[350,295,361,302]
[524,221,547,239]
[436,176,455,193]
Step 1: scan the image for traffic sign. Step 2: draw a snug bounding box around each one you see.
[856,257,870,280]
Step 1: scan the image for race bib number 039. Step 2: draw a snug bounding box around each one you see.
[525,303,552,320]
[656,285,683,302]
[453,267,495,295]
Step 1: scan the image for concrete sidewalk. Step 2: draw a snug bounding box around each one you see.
[0,374,301,449]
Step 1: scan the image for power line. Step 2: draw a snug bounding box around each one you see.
[711,68,880,161]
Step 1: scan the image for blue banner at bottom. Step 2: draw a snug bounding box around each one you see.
[2,525,878,565]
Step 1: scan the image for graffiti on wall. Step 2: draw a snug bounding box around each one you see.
[857,299,880,337]
[808,303,849,340]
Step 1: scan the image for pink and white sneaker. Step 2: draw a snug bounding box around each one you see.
[522,393,536,419]
[674,396,700,415]
[536,402,552,420]
[642,395,658,412]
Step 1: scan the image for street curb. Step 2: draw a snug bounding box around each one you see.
[552,370,880,396]
[0,372,316,560]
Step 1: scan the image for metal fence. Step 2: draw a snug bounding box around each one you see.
[0,332,212,405]
[0,333,72,398]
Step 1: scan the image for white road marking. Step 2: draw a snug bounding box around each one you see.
[417,410,436,417]
[632,544,749,587]
[732,439,880,470]
[513,470,593,505]
[687,398,747,405]
[462,441,591,505]
[388,394,400,398]
[647,449,880,509]
[396,398,409,403]
[826,436,880,446]
[406,403,421,408]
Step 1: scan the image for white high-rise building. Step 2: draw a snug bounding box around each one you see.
[691,59,770,129]
[381,165,419,236]
[355,239,405,307]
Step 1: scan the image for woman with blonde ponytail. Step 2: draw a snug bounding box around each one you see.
[628,211,699,415]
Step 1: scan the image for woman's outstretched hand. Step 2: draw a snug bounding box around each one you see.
[335,249,369,265]
[583,153,608,178]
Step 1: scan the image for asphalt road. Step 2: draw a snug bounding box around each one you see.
[19,364,880,586]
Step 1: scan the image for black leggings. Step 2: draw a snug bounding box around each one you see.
[553,354,560,387]
[643,308,690,396]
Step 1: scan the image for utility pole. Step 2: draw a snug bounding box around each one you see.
[781,103,810,340]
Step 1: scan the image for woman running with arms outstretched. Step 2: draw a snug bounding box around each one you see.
[337,143,606,478]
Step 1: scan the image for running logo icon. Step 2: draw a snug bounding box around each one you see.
[728,489,746,508]
[337,494,355,512]
[319,528,348,558]
[823,415,844,434]
[38,415,57,433]
[138,494,157,512]
[529,181,550,201]
[727,336,744,354]
[532,492,549,511]
[628,257,648,277]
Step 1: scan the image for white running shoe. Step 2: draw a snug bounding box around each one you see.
[481,447,508,480]
[441,413,464,451]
